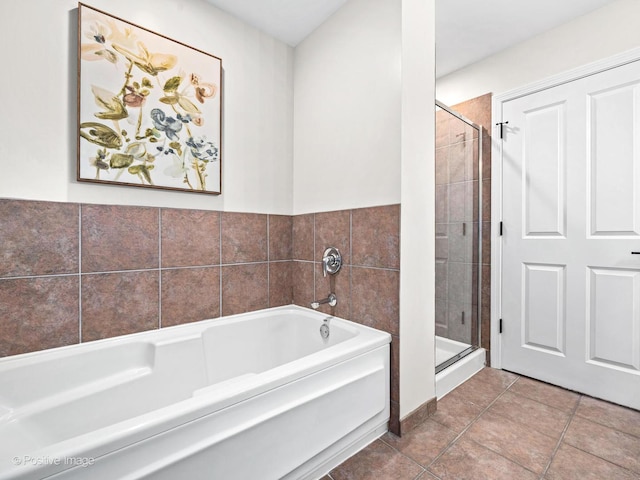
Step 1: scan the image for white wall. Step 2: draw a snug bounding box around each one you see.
[436,0,640,105]
[292,0,402,214]
[400,0,436,418]
[292,0,435,417]
[2,0,437,420]
[0,0,293,214]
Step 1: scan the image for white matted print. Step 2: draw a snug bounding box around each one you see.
[78,3,222,194]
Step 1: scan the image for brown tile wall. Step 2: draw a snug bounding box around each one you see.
[291,204,401,434]
[0,198,400,432]
[0,199,293,357]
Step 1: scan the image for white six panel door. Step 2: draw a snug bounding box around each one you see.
[501,60,640,409]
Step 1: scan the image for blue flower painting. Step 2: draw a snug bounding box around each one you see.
[78,4,222,194]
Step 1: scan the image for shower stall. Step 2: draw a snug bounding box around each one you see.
[434,100,485,398]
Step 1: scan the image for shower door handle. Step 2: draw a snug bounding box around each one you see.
[632,252,640,255]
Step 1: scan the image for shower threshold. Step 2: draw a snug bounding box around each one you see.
[435,336,485,399]
[436,345,478,374]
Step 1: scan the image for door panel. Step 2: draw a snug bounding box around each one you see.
[501,59,640,410]
[588,81,640,236]
[523,102,566,237]
[522,263,566,355]
[587,267,640,371]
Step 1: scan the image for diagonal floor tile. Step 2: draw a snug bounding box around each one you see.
[488,390,571,439]
[450,377,507,409]
[430,389,484,433]
[507,376,579,413]
[416,472,439,480]
[464,409,557,474]
[330,439,424,480]
[575,396,640,438]
[382,419,458,467]
[470,367,519,390]
[428,437,538,480]
[545,444,638,480]
[563,416,640,474]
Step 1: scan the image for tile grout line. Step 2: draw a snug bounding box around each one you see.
[424,374,522,472]
[571,400,640,440]
[78,205,83,344]
[349,264,401,272]
[283,260,400,272]
[266,215,270,307]
[565,444,640,477]
[418,470,441,480]
[349,209,353,321]
[0,273,80,281]
[1,261,279,280]
[374,437,428,477]
[219,212,223,317]
[500,374,607,464]
[539,394,582,479]
[290,216,294,304]
[158,208,162,329]
[413,469,429,479]
[313,213,316,298]
[503,383,577,415]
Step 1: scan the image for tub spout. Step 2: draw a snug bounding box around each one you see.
[310,293,337,310]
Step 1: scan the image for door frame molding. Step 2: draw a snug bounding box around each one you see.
[490,46,640,369]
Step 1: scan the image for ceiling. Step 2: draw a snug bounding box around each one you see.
[205,0,348,46]
[206,0,621,77]
[436,0,620,77]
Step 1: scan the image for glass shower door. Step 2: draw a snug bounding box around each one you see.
[435,101,481,372]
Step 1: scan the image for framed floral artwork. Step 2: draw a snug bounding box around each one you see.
[78,3,222,194]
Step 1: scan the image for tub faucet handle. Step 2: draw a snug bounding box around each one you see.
[322,247,342,277]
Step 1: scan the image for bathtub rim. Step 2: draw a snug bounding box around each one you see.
[0,305,391,479]
[0,305,379,365]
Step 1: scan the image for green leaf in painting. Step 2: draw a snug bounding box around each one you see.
[113,43,177,76]
[125,141,147,158]
[159,96,179,105]
[110,153,134,168]
[177,96,201,114]
[169,141,183,156]
[79,122,123,149]
[163,76,182,92]
[142,165,154,184]
[128,164,155,184]
[95,49,118,63]
[91,85,128,120]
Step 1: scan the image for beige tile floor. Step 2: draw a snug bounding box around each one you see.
[321,368,640,479]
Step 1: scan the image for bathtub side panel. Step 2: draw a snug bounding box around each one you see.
[45,345,390,480]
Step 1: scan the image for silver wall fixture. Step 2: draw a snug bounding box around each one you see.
[322,247,342,277]
[311,293,338,310]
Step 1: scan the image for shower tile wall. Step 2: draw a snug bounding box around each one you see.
[435,110,479,346]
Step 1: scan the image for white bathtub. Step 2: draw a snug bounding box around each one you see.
[0,306,390,480]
